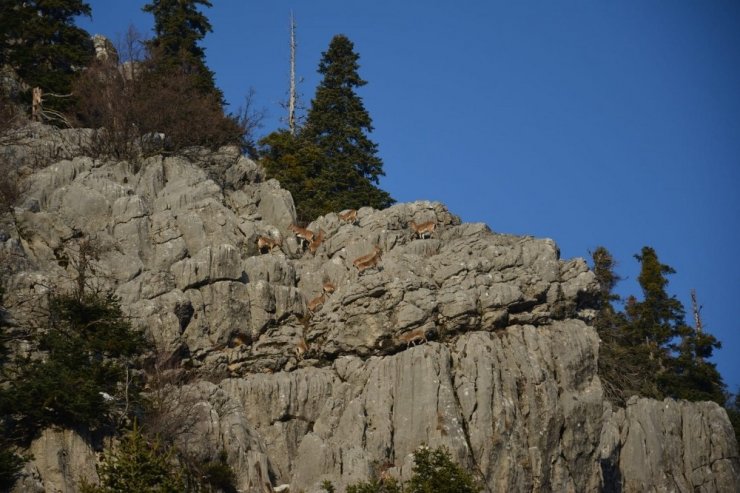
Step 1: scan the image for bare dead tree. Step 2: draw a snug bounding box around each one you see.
[31,87,42,121]
[140,350,203,446]
[288,11,297,135]
[278,12,305,134]
[30,87,74,128]
[690,288,703,334]
[61,236,104,300]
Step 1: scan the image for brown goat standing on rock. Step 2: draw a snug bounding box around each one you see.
[257,235,281,254]
[322,279,336,295]
[338,208,358,224]
[290,224,315,249]
[409,220,436,239]
[307,292,326,313]
[353,246,382,273]
[295,338,308,360]
[308,229,325,255]
[398,327,428,347]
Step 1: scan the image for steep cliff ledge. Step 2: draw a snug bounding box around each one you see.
[2,138,737,492]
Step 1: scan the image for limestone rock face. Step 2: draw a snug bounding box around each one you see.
[13,429,98,493]
[2,132,737,492]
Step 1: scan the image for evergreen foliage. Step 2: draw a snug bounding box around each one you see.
[261,34,393,221]
[0,0,93,112]
[0,446,24,491]
[328,446,481,493]
[0,290,147,445]
[0,274,23,491]
[346,478,403,493]
[406,447,482,493]
[591,246,726,406]
[197,451,238,493]
[627,247,686,349]
[259,130,328,222]
[79,422,185,493]
[591,246,622,334]
[142,0,221,99]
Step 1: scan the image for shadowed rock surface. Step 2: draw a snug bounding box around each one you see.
[2,131,737,492]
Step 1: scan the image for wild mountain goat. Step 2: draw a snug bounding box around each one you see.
[308,229,325,255]
[290,224,315,248]
[398,327,429,347]
[409,220,436,239]
[256,235,281,254]
[352,246,382,273]
[338,208,358,224]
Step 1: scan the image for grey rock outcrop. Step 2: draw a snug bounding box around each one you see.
[13,429,99,493]
[2,131,737,492]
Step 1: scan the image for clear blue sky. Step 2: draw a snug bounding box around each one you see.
[78,1,740,392]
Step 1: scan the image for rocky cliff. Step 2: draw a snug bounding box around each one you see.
[2,129,738,492]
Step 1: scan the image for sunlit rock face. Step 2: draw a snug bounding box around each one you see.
[3,128,738,492]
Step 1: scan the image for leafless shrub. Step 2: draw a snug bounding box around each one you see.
[231,87,267,158]
[134,67,245,153]
[140,349,202,446]
[0,94,26,139]
[72,56,140,159]
[73,28,247,163]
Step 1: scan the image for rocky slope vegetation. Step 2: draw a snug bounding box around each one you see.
[1,129,738,492]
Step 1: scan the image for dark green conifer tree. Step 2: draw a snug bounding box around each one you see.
[626,247,686,350]
[0,0,93,112]
[664,324,724,403]
[79,422,185,493]
[406,446,482,493]
[142,0,220,98]
[590,246,647,404]
[301,34,393,215]
[0,276,23,491]
[0,290,146,444]
[597,246,726,404]
[259,129,328,222]
[591,246,622,333]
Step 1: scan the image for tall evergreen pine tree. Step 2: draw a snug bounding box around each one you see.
[626,247,685,349]
[142,0,221,98]
[302,34,393,214]
[592,246,726,405]
[261,34,393,221]
[627,247,725,403]
[591,246,622,333]
[0,0,93,112]
[590,246,665,402]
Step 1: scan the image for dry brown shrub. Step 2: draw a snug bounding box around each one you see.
[73,34,249,161]
[133,66,245,153]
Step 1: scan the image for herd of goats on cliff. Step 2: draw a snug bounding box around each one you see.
[252,210,437,361]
